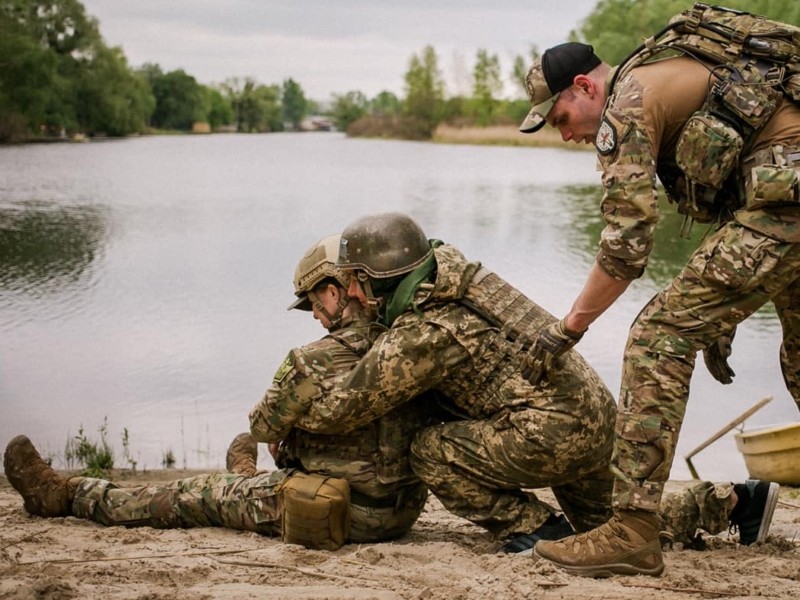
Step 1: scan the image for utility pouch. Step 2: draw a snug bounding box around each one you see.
[676,111,743,190]
[745,164,800,210]
[711,72,780,130]
[280,472,350,550]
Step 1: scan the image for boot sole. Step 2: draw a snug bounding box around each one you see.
[755,482,780,544]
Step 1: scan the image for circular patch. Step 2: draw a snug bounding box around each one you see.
[596,118,617,156]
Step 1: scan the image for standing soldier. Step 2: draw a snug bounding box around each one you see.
[518,3,795,576]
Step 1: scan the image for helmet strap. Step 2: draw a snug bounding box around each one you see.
[306,288,350,331]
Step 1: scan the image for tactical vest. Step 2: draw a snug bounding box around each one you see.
[611,2,800,231]
[425,264,555,416]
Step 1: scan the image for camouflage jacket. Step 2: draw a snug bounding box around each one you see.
[597,57,800,281]
[248,316,426,492]
[307,244,616,443]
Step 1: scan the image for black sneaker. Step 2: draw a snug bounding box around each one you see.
[729,479,780,545]
[501,513,574,555]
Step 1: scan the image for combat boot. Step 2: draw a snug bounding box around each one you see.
[534,509,664,578]
[3,435,83,517]
[225,432,258,477]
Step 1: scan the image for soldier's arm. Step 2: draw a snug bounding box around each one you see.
[249,347,328,443]
[566,74,661,332]
[297,320,459,434]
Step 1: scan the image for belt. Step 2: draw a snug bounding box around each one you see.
[350,490,399,509]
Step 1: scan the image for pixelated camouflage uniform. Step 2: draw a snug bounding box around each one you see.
[71,316,428,543]
[595,56,800,512]
[299,243,619,538]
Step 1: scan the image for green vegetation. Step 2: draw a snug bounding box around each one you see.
[4,1,800,143]
[65,419,115,478]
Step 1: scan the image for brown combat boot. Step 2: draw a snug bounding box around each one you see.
[3,435,83,517]
[225,432,258,477]
[534,509,664,577]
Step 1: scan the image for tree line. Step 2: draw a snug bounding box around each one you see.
[2,0,799,143]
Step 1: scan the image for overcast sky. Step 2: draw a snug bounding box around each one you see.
[80,0,598,102]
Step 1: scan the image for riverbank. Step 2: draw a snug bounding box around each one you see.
[432,123,585,149]
[2,471,798,599]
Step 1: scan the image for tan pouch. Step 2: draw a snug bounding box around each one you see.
[676,111,743,189]
[280,472,350,550]
[745,164,800,210]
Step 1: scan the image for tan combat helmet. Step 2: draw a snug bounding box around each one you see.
[288,234,351,323]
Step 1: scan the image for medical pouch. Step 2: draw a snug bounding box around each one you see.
[280,472,350,550]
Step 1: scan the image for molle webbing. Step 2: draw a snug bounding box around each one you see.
[461,267,553,349]
[614,3,800,92]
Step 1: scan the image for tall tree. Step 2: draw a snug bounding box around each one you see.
[471,49,502,126]
[403,45,446,136]
[281,78,307,130]
[331,91,369,130]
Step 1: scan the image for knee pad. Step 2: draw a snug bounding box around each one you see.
[279,472,350,550]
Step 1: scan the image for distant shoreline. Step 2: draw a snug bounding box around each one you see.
[431,124,588,150]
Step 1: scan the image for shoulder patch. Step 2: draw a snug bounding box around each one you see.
[273,352,295,383]
[596,118,617,156]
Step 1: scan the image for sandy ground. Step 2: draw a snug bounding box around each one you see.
[1,471,798,600]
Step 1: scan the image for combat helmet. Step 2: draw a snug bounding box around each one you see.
[337,212,432,278]
[288,234,350,320]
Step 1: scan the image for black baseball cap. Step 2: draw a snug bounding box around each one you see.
[519,42,601,133]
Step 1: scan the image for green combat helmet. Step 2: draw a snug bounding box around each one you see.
[338,212,433,323]
[288,234,351,329]
[338,212,431,278]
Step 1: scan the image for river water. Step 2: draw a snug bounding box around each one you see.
[0,133,795,481]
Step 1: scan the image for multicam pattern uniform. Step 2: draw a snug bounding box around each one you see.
[596,57,800,512]
[71,317,428,543]
[304,243,619,538]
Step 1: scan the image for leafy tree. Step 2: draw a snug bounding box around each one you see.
[146,69,205,130]
[371,91,400,116]
[222,77,282,133]
[76,46,153,135]
[471,49,502,126]
[331,91,369,130]
[0,0,151,140]
[403,45,446,136]
[282,78,307,130]
[204,86,234,129]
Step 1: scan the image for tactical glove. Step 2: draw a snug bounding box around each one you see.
[703,329,736,385]
[522,318,585,384]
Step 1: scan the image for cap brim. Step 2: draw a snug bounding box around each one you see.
[287,295,312,311]
[518,93,559,134]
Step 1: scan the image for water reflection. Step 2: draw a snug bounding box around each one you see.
[0,201,107,298]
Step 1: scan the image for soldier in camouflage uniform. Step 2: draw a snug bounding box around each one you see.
[3,235,428,548]
[518,24,794,576]
[274,212,759,554]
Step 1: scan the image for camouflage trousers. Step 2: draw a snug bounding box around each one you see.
[410,419,735,542]
[612,222,800,512]
[410,417,616,538]
[71,470,427,544]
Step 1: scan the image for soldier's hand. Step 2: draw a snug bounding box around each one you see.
[703,330,736,385]
[522,318,585,384]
